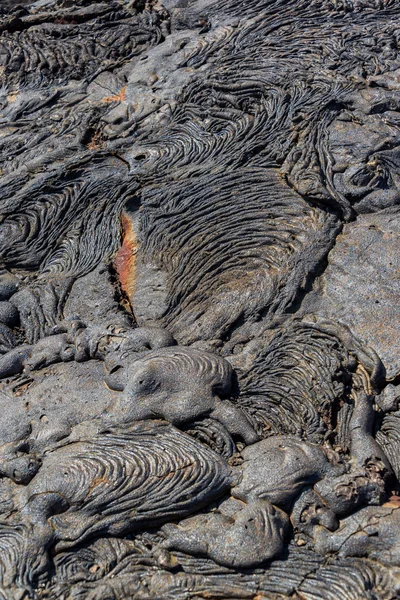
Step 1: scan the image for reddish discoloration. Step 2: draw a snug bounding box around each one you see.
[383,496,400,508]
[114,213,138,300]
[86,132,106,150]
[101,86,127,104]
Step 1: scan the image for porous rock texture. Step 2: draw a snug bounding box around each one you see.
[1,0,400,598]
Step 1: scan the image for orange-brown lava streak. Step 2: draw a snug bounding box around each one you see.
[114,212,138,301]
[101,86,127,104]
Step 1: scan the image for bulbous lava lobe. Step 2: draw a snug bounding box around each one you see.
[113,346,259,444]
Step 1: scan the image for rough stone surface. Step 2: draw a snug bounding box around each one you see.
[305,211,400,380]
[0,0,400,598]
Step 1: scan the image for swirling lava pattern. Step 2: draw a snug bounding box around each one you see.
[0,0,400,598]
[0,421,231,589]
[41,421,231,541]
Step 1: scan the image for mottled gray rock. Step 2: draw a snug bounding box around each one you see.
[1,0,400,598]
[305,211,400,380]
[64,264,131,330]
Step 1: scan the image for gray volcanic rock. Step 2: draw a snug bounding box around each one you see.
[305,210,400,380]
[1,0,400,598]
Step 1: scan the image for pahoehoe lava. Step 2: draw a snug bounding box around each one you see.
[0,0,400,598]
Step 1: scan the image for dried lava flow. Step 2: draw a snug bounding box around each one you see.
[0,0,400,599]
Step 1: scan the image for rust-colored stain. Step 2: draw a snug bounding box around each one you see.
[12,379,33,396]
[383,495,400,508]
[101,86,127,104]
[86,131,106,151]
[114,212,138,301]
[88,476,109,494]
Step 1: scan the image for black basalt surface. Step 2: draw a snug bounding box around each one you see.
[1,0,400,598]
